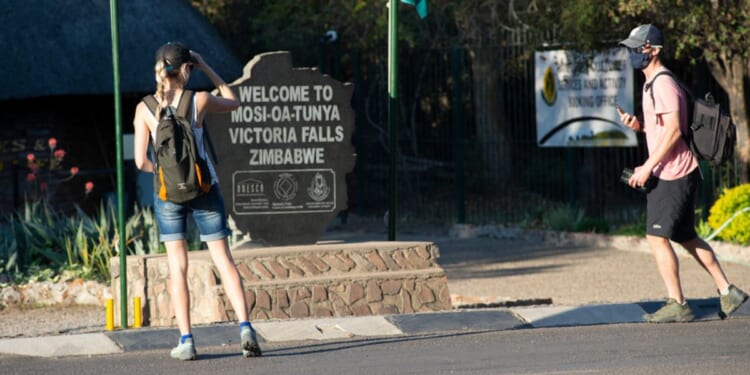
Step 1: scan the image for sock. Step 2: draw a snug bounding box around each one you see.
[180,334,193,344]
[721,287,730,296]
[240,321,252,331]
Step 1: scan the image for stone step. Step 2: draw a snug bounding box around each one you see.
[111,241,452,327]
[232,241,441,282]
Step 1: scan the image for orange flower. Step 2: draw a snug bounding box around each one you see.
[48,138,57,150]
[54,149,66,159]
[70,166,79,175]
[85,181,94,194]
[26,153,35,162]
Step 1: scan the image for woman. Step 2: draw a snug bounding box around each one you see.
[133,42,261,360]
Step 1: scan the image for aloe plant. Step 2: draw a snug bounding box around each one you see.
[1,199,170,282]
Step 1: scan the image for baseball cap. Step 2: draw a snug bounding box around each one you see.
[619,24,664,48]
[155,42,194,72]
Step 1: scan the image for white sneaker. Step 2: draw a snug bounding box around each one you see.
[170,337,197,360]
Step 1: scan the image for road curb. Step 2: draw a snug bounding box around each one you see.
[2,297,749,358]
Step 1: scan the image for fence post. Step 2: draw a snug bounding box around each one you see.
[352,49,366,215]
[566,148,576,208]
[700,161,713,220]
[451,45,466,223]
[318,39,330,76]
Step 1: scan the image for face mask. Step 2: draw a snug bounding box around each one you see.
[629,50,652,70]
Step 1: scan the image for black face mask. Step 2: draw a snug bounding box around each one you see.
[628,49,652,70]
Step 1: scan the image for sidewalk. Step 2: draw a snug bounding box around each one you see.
[2,228,750,357]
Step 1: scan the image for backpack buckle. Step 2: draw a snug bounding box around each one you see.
[704,92,715,105]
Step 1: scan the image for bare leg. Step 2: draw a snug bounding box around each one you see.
[647,235,684,303]
[679,237,730,291]
[206,238,248,322]
[165,240,191,335]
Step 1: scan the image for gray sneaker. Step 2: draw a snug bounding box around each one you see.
[241,327,262,358]
[719,285,748,319]
[643,298,695,323]
[170,337,197,361]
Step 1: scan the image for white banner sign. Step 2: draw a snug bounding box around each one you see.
[535,48,636,147]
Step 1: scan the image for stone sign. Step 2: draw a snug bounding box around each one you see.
[206,51,355,246]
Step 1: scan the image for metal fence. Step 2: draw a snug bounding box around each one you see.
[344,44,740,229]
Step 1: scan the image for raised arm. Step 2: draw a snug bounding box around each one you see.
[191,51,240,116]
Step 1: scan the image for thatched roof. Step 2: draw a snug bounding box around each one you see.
[0,1,243,100]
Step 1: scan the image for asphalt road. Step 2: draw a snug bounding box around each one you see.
[4,318,749,374]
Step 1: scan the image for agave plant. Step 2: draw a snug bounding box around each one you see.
[0,219,20,281]
[125,204,160,256]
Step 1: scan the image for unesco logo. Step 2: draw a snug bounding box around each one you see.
[236,178,264,196]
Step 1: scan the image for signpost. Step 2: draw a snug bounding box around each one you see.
[535,48,636,148]
[206,52,356,246]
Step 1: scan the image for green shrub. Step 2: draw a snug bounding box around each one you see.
[575,216,609,233]
[543,205,610,233]
[0,220,19,278]
[708,184,750,244]
[0,200,168,283]
[544,205,583,232]
[695,218,713,239]
[1,198,245,283]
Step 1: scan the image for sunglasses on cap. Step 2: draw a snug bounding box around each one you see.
[629,43,662,54]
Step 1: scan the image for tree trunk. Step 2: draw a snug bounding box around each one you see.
[467,46,511,185]
[726,80,749,183]
[707,55,749,182]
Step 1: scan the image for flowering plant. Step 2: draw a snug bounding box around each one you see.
[25,137,94,202]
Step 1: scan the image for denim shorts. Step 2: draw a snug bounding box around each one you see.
[153,185,231,242]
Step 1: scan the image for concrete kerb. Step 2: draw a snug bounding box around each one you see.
[447,225,750,266]
[0,309,526,358]
[2,298,750,358]
[0,333,123,357]
[535,230,750,266]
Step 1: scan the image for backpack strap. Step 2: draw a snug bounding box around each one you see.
[644,70,692,141]
[174,89,219,164]
[645,71,694,111]
[142,95,160,117]
[141,95,162,163]
[176,90,194,120]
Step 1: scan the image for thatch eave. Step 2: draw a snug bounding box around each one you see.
[0,1,243,100]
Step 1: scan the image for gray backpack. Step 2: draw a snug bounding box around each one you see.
[646,71,736,166]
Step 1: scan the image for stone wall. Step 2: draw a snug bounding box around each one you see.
[110,241,451,327]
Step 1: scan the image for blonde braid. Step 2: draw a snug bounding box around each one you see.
[154,60,188,116]
[154,61,170,116]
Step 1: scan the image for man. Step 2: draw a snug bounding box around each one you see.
[617,24,748,323]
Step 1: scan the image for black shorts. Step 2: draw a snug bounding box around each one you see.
[646,168,701,243]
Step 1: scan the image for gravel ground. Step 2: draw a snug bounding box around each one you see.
[0,304,104,338]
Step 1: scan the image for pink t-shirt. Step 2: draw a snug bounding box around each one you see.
[642,68,698,180]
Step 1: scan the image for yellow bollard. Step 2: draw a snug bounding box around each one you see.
[133,297,142,328]
[105,298,115,331]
